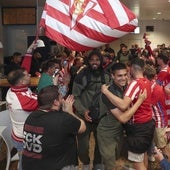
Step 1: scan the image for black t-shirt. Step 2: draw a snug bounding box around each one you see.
[22,110,81,170]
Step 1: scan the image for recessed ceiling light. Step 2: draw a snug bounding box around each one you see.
[157,12,162,15]
[153,18,156,20]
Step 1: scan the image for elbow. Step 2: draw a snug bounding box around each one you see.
[120,106,128,112]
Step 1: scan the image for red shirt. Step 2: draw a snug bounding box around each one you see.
[157,65,170,87]
[125,77,152,124]
[151,81,168,128]
[157,65,170,126]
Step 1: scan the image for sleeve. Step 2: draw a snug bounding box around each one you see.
[102,87,116,110]
[160,159,170,170]
[17,92,38,111]
[151,85,164,105]
[124,80,139,101]
[72,81,87,116]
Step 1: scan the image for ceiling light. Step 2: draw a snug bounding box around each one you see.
[157,12,162,15]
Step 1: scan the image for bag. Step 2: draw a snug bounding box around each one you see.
[89,90,101,124]
[83,70,108,123]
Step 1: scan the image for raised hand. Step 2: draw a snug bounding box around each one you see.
[101,84,109,94]
[62,95,74,113]
[138,89,147,102]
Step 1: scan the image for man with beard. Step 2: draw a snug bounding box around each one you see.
[72,50,110,170]
[6,68,38,170]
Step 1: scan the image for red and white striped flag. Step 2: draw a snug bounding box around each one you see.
[40,0,138,51]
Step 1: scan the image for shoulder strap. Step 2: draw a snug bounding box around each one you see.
[101,70,106,84]
[87,71,106,87]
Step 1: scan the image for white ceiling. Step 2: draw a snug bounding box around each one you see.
[0,0,170,21]
[121,0,170,21]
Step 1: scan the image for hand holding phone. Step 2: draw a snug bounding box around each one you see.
[63,60,68,67]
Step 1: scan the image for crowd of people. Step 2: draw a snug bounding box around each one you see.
[3,41,170,170]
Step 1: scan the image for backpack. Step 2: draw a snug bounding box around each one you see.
[89,89,103,123]
[87,71,106,124]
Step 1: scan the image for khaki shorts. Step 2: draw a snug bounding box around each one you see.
[154,127,168,148]
[128,151,144,162]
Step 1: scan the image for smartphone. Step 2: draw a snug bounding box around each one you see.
[55,69,59,74]
[53,68,60,77]
[63,60,68,66]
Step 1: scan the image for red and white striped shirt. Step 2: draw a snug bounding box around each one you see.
[151,81,168,128]
[157,65,170,126]
[125,77,152,124]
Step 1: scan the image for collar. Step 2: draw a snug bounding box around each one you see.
[161,64,168,70]
[111,81,127,92]
[11,85,29,92]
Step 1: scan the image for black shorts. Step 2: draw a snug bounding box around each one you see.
[125,119,155,154]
